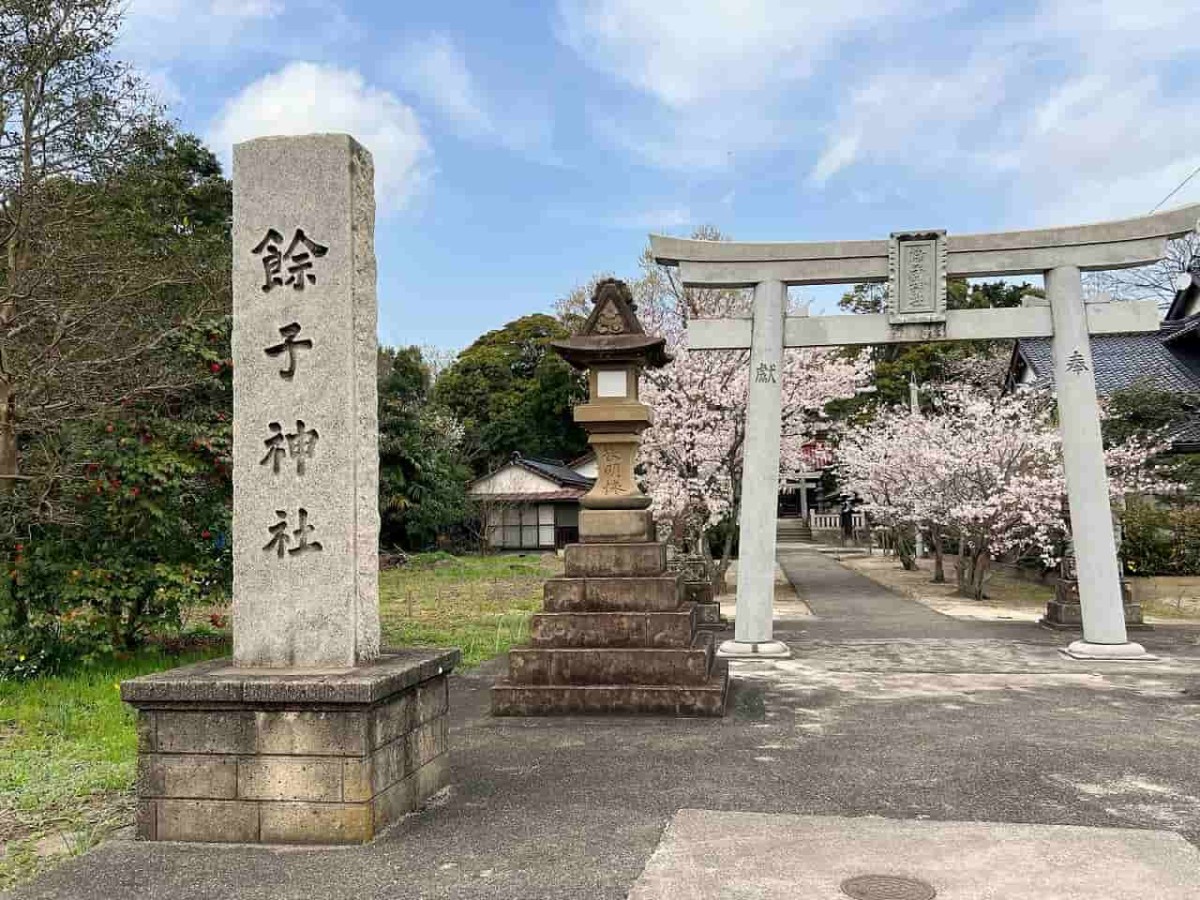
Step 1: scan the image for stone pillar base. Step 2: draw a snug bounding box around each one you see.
[579,508,655,543]
[1039,579,1149,631]
[717,639,792,659]
[494,527,728,717]
[121,648,458,844]
[684,580,727,632]
[1060,640,1156,661]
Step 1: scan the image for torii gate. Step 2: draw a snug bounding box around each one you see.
[651,203,1200,662]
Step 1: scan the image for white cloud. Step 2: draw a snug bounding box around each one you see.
[804,0,1200,225]
[609,205,691,230]
[555,0,949,173]
[396,34,492,136]
[392,33,555,160]
[559,0,1200,225]
[123,0,282,65]
[807,53,1011,186]
[209,62,432,212]
[556,0,926,108]
[209,0,283,16]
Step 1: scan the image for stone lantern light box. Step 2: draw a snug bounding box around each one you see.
[551,278,670,515]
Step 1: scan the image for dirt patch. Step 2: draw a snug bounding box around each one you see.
[718,561,813,622]
[841,554,1051,622]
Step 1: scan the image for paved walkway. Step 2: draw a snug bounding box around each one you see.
[10,551,1200,899]
[776,547,984,640]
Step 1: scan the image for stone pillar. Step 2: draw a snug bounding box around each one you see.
[123,135,457,845]
[1046,266,1148,660]
[720,280,790,659]
[799,482,809,522]
[232,134,380,669]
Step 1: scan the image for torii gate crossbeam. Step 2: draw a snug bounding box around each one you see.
[651,203,1200,662]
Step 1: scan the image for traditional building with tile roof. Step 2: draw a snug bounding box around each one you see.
[467,452,596,550]
[1006,278,1200,452]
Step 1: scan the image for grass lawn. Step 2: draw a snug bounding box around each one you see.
[0,551,558,889]
[0,645,226,889]
[379,551,561,667]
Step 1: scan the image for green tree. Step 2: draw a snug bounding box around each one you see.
[432,314,587,473]
[1105,380,1200,498]
[0,123,232,666]
[1,0,168,488]
[826,278,1038,419]
[378,346,471,550]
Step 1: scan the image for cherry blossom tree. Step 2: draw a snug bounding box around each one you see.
[837,386,1167,599]
[590,232,864,590]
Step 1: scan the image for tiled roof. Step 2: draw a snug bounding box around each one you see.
[1167,417,1200,449]
[1014,332,1200,395]
[515,455,595,489]
[1162,317,1200,345]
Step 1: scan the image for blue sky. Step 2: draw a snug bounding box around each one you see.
[121,0,1200,350]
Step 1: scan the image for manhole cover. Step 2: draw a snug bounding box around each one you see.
[840,874,936,900]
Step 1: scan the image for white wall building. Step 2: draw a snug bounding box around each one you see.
[468,452,596,550]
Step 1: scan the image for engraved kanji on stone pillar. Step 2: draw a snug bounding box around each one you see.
[232,134,380,668]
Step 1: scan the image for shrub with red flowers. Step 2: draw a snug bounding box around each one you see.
[2,317,232,678]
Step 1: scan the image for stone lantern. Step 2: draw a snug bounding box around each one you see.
[492,278,728,717]
[551,279,670,539]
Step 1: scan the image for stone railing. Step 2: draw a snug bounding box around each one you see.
[810,511,865,531]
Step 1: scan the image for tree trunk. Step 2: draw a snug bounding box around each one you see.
[0,211,18,494]
[970,550,991,601]
[711,519,737,596]
[955,534,970,594]
[895,525,917,571]
[931,527,945,583]
[0,378,15,494]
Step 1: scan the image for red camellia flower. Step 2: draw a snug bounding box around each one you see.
[201,530,212,540]
[209,362,222,373]
[130,487,140,497]
[15,544,23,552]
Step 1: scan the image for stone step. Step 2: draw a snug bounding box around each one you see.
[543,576,682,612]
[776,519,813,542]
[529,608,696,649]
[507,633,714,686]
[492,670,728,717]
[564,542,666,578]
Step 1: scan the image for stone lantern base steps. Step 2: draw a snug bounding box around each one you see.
[492,512,729,717]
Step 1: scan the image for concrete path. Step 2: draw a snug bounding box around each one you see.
[629,810,1200,899]
[10,552,1200,900]
[775,547,983,640]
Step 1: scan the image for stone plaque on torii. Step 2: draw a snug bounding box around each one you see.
[651,203,1200,662]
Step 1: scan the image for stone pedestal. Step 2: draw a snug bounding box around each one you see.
[122,649,458,844]
[1040,578,1148,631]
[683,580,725,632]
[492,511,728,717]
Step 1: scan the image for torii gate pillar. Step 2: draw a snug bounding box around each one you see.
[724,279,790,658]
[1047,266,1146,658]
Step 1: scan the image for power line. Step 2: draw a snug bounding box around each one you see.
[1149,160,1200,214]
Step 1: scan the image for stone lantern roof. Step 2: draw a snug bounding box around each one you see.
[551,278,671,370]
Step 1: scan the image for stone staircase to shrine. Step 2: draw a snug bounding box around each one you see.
[491,513,729,717]
[776,517,813,543]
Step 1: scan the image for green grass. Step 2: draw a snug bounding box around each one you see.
[0,645,226,889]
[0,551,560,889]
[380,551,561,667]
